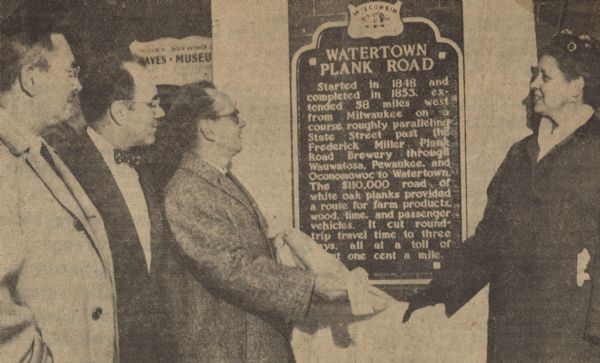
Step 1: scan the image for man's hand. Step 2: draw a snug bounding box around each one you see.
[314,272,348,302]
[271,230,287,251]
[280,228,307,240]
[364,285,394,313]
[281,228,313,252]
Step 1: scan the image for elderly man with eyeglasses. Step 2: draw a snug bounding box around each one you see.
[0,23,124,362]
[159,82,349,362]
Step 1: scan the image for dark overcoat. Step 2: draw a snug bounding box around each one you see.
[163,153,315,362]
[49,127,169,363]
[431,115,600,361]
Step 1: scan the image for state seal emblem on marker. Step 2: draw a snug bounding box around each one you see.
[347,1,404,39]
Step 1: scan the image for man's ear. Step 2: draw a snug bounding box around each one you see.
[109,100,129,126]
[19,65,41,97]
[198,118,216,141]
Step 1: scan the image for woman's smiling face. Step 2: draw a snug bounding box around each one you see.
[530,54,581,119]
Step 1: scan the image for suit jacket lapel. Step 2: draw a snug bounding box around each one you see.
[218,173,275,258]
[222,172,269,233]
[180,153,274,257]
[25,150,89,226]
[24,146,115,279]
[180,153,260,223]
[65,132,151,271]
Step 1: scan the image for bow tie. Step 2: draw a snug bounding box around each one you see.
[114,149,141,167]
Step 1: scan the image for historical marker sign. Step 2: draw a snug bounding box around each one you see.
[292,1,466,284]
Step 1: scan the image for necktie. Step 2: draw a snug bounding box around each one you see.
[114,149,141,167]
[40,143,63,179]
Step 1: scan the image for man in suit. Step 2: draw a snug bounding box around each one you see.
[49,56,167,363]
[164,83,348,362]
[0,28,118,362]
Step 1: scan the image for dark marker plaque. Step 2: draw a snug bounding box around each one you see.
[292,1,466,286]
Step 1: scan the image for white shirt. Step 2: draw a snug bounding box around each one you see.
[87,128,152,270]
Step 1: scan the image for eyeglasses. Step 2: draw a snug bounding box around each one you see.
[66,65,80,79]
[147,98,162,110]
[131,97,161,110]
[214,110,240,124]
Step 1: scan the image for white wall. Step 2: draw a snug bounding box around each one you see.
[212,1,294,233]
[212,1,537,361]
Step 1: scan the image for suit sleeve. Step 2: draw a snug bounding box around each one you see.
[165,179,315,323]
[419,145,514,317]
[0,151,52,362]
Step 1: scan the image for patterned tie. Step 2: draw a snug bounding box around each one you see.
[114,149,141,167]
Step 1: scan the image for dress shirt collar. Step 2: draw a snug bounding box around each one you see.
[0,107,44,156]
[179,151,233,191]
[187,149,230,175]
[203,158,229,175]
[87,127,120,166]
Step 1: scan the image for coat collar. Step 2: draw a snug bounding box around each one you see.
[21,137,115,284]
[530,114,600,164]
[179,151,271,236]
[1,109,112,273]
[572,113,600,138]
[0,107,42,156]
[179,151,226,188]
[179,151,255,214]
[0,108,101,228]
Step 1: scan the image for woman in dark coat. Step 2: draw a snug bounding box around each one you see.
[404,31,600,362]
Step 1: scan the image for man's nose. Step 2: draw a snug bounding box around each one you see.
[154,105,166,119]
[238,117,246,128]
[530,74,541,90]
[72,77,82,92]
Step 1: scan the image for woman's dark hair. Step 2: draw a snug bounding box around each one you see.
[541,31,600,108]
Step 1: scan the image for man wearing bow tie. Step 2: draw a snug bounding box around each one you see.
[48,55,166,363]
